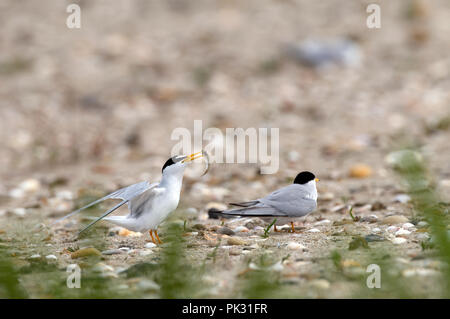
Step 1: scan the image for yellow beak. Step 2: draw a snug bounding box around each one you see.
[315,178,319,182]
[182,151,203,163]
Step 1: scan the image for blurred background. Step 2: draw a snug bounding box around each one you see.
[1,0,450,299]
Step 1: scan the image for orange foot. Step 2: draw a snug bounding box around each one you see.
[290,222,296,233]
[149,230,156,244]
[154,230,162,244]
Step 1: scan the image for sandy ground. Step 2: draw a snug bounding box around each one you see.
[0,0,450,298]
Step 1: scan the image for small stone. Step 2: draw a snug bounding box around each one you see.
[102,249,123,255]
[287,242,306,250]
[395,229,411,237]
[394,194,411,204]
[392,237,407,245]
[139,250,153,257]
[365,234,385,242]
[119,247,131,252]
[185,207,198,216]
[12,208,27,217]
[417,233,430,240]
[137,279,160,291]
[19,179,41,193]
[402,268,439,277]
[314,219,331,225]
[45,254,57,260]
[360,215,378,223]
[29,254,41,260]
[320,193,334,201]
[386,226,399,232]
[227,237,246,246]
[307,228,320,233]
[218,227,235,235]
[349,164,373,178]
[382,215,409,225]
[144,243,157,249]
[309,279,330,290]
[371,202,386,211]
[92,262,114,273]
[9,188,25,198]
[402,223,416,229]
[233,226,249,233]
[118,228,142,237]
[372,227,381,233]
[71,247,101,259]
[417,221,428,228]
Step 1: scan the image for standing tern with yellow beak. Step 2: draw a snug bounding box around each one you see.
[53,152,204,244]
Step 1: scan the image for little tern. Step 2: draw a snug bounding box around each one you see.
[53,152,204,244]
[218,171,318,232]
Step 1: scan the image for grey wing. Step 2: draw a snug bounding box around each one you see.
[259,184,316,216]
[220,203,288,217]
[53,181,156,224]
[77,182,158,234]
[127,186,160,219]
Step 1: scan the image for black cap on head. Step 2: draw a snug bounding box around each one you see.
[293,171,316,184]
[162,157,175,172]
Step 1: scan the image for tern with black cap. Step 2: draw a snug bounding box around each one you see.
[53,151,204,244]
[218,171,319,232]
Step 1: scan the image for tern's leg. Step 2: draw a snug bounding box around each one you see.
[290,222,296,233]
[274,225,279,232]
[154,230,162,244]
[149,230,156,244]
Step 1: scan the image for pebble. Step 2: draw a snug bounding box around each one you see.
[391,237,407,245]
[417,233,430,240]
[402,223,416,230]
[233,226,249,233]
[45,254,57,260]
[365,234,385,242]
[218,227,235,236]
[12,208,27,217]
[19,179,41,193]
[71,247,101,259]
[402,268,439,277]
[309,279,330,290]
[137,279,160,291]
[29,254,41,260]
[185,207,198,216]
[417,221,428,228]
[144,242,157,249]
[287,242,306,250]
[93,262,114,273]
[9,188,25,198]
[382,215,409,225]
[227,237,247,246]
[394,194,411,203]
[192,224,207,230]
[386,226,399,233]
[320,193,335,201]
[102,249,123,255]
[372,227,381,233]
[349,164,373,178]
[360,215,378,223]
[139,250,153,257]
[118,228,142,237]
[395,229,411,237]
[307,228,320,233]
[119,247,131,252]
[314,219,331,225]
